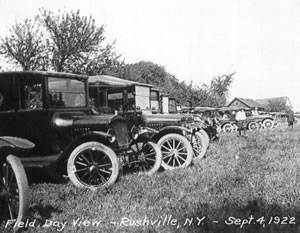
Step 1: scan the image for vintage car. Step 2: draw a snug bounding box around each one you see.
[217,107,275,132]
[270,112,288,127]
[88,75,208,169]
[0,137,32,226]
[0,71,162,190]
[147,89,209,160]
[244,108,274,129]
[214,107,239,133]
[190,106,220,142]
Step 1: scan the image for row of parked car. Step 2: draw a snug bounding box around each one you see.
[0,71,217,227]
[2,71,293,226]
[214,107,275,133]
[181,106,278,134]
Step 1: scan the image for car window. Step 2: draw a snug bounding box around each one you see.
[0,76,14,111]
[48,77,86,107]
[20,78,44,110]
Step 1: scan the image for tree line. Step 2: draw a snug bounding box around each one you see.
[0,9,234,107]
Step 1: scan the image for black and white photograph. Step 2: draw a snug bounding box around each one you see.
[0,0,300,232]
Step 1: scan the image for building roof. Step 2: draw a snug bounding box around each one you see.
[255,96,292,107]
[227,97,263,108]
[88,75,153,88]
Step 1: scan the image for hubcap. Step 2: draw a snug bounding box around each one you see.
[73,148,113,186]
[127,142,156,172]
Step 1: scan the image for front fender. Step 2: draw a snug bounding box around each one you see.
[83,131,112,139]
[160,125,192,134]
[139,127,159,135]
[0,137,35,163]
[150,126,192,142]
[0,137,35,150]
[55,131,111,167]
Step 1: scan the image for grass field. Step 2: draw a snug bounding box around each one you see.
[2,126,300,233]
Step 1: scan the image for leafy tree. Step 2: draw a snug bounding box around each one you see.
[203,73,235,107]
[0,18,47,70]
[108,61,191,105]
[109,61,235,107]
[0,9,121,74]
[265,98,289,112]
[38,8,121,74]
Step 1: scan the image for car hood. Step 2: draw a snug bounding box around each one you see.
[52,112,124,128]
[73,114,124,125]
[142,113,187,123]
[247,114,273,120]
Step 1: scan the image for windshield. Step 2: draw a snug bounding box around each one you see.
[48,77,86,107]
[107,90,135,110]
[169,99,177,113]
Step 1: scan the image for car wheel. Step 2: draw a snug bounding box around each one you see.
[257,122,263,129]
[232,123,238,131]
[129,140,162,175]
[191,132,208,160]
[1,155,29,225]
[248,121,258,130]
[263,119,274,129]
[222,123,234,133]
[67,141,119,190]
[158,133,193,170]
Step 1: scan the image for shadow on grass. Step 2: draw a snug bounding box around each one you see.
[177,198,300,233]
[25,167,67,185]
[0,204,63,233]
[29,204,63,221]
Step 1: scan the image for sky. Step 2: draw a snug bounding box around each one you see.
[0,0,299,110]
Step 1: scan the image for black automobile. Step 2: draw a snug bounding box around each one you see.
[0,71,162,190]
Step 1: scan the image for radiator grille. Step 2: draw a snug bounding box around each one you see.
[111,120,128,147]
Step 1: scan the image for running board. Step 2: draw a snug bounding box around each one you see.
[20,154,60,168]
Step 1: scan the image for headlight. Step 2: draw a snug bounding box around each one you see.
[107,129,116,143]
[130,126,139,140]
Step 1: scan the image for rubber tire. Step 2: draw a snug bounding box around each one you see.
[129,140,162,175]
[67,142,119,190]
[191,132,208,161]
[158,133,193,170]
[222,123,234,133]
[248,121,258,131]
[263,119,274,129]
[199,129,210,146]
[3,155,30,225]
[257,122,263,129]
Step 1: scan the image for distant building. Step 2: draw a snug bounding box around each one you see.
[227,96,293,111]
[227,97,263,109]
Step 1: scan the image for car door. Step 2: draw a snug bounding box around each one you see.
[15,74,55,155]
[0,74,17,136]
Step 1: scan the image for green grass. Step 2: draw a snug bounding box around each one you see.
[2,126,300,232]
